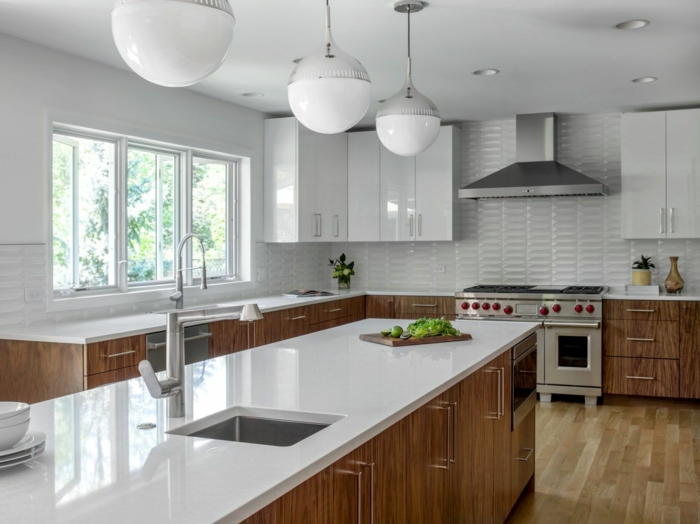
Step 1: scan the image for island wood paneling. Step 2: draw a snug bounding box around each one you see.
[603,319,679,359]
[680,301,700,399]
[209,319,247,358]
[373,419,407,524]
[84,334,146,375]
[603,356,680,397]
[393,295,454,318]
[603,300,680,321]
[85,365,141,390]
[252,310,284,347]
[0,340,83,403]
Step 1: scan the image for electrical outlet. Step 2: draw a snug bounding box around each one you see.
[25,288,44,302]
[257,266,268,284]
[432,264,447,274]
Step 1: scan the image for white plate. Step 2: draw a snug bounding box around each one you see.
[0,448,45,471]
[0,403,29,421]
[0,442,45,464]
[0,419,30,451]
[0,432,46,458]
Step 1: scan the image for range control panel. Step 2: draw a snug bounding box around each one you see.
[455,298,602,320]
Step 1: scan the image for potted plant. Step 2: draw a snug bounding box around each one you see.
[631,255,655,286]
[329,254,355,289]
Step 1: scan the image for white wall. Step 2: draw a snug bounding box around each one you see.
[0,32,265,244]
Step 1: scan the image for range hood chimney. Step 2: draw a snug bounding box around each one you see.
[458,113,609,199]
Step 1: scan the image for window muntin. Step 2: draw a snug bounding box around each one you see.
[52,133,117,290]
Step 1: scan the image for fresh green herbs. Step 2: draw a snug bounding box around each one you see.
[406,318,461,339]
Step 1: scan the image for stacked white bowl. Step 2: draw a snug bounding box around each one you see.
[0,403,31,451]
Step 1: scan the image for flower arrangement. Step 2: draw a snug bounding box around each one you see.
[329,253,355,289]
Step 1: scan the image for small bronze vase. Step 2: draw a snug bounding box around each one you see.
[664,256,684,294]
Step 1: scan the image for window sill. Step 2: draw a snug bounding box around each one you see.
[48,279,256,313]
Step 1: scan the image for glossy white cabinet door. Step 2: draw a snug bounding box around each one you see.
[667,109,700,239]
[298,124,319,242]
[415,126,460,241]
[316,133,348,242]
[264,117,299,242]
[348,132,380,241]
[621,112,667,239]
[380,146,416,241]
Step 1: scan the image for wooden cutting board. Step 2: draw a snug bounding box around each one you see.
[359,333,473,347]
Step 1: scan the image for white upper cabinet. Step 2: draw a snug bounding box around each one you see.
[348,125,461,243]
[666,109,700,239]
[621,112,667,239]
[264,117,348,243]
[622,109,700,239]
[348,131,381,241]
[415,126,461,241]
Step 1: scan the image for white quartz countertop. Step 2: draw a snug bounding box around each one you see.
[0,319,539,524]
[0,290,458,345]
[604,287,700,301]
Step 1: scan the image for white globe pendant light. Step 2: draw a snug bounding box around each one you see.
[112,0,235,87]
[288,0,371,134]
[376,1,440,157]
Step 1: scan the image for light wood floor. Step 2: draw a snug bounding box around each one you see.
[506,398,700,524]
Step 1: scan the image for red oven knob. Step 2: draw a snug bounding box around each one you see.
[492,303,501,311]
[539,306,549,316]
[585,304,595,314]
[482,303,491,311]
[471,302,480,310]
[552,304,561,313]
[503,305,513,315]
[461,302,468,310]
[574,304,584,313]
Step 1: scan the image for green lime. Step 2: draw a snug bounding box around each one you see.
[391,326,404,338]
[380,330,392,337]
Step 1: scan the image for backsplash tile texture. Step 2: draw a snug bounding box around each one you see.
[3,113,700,326]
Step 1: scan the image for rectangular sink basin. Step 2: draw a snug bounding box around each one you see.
[167,407,345,447]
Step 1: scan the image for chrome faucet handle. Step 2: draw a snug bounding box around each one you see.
[139,360,178,399]
[169,291,183,302]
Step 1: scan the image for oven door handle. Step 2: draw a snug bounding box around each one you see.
[513,343,537,366]
[544,322,600,329]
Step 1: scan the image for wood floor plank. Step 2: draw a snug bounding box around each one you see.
[507,398,700,524]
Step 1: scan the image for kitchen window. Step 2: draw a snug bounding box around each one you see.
[51,125,242,298]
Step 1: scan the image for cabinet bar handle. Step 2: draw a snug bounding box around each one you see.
[287,315,306,321]
[446,401,457,463]
[412,304,437,308]
[105,349,136,358]
[359,462,375,524]
[626,375,655,381]
[660,208,665,234]
[485,369,499,419]
[626,309,655,313]
[418,214,422,237]
[325,308,342,313]
[670,207,674,234]
[347,470,363,524]
[409,214,414,237]
[499,367,505,418]
[436,405,451,470]
[516,448,534,462]
[627,338,655,342]
[319,214,322,237]
[334,215,339,237]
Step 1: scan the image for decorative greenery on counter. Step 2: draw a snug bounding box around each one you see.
[329,253,355,289]
[632,255,655,270]
[407,318,462,339]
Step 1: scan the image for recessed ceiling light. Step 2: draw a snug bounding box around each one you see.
[292,58,303,64]
[631,77,658,83]
[472,69,500,76]
[615,19,650,30]
[240,92,265,97]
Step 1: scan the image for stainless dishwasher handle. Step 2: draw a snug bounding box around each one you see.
[105,350,136,358]
[147,332,213,350]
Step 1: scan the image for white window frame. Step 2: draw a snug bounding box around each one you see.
[47,117,254,313]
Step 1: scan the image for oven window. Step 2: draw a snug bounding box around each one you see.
[558,336,589,368]
[513,348,537,411]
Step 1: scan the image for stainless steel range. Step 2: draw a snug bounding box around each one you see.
[455,285,608,406]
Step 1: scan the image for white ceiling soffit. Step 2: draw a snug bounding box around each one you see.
[0,0,699,128]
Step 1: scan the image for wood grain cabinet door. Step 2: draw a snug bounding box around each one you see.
[603,319,680,359]
[252,310,284,347]
[280,306,312,339]
[373,419,407,524]
[330,441,374,524]
[209,319,247,358]
[394,296,454,319]
[511,407,535,508]
[84,335,146,375]
[366,295,395,319]
[492,351,513,523]
[603,357,680,397]
[680,302,700,399]
[603,300,680,321]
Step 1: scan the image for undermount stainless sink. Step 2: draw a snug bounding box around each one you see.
[167,407,345,447]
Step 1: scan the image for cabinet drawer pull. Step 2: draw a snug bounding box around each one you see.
[105,350,136,358]
[436,405,452,470]
[347,469,363,524]
[660,207,665,234]
[325,308,342,313]
[516,448,534,462]
[499,367,505,418]
[626,375,655,381]
[446,401,457,463]
[485,369,499,420]
[287,316,306,321]
[412,304,437,308]
[626,338,655,342]
[626,309,655,313]
[359,462,375,524]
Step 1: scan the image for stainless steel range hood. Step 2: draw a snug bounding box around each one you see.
[459,113,609,199]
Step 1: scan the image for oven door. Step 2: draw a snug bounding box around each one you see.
[543,321,602,388]
[513,342,537,430]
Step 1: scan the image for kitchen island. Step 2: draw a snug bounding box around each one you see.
[0,318,539,524]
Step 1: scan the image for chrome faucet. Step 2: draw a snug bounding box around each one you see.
[170,233,208,310]
[139,303,263,418]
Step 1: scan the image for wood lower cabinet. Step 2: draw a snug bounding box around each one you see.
[84,335,146,375]
[252,310,284,347]
[280,306,313,339]
[681,302,700,398]
[366,295,395,318]
[492,351,513,524]
[209,319,248,358]
[374,419,407,524]
[603,319,679,359]
[511,407,535,508]
[603,356,680,397]
[394,295,454,319]
[85,365,141,390]
[603,300,680,321]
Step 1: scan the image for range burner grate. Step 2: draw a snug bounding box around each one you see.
[562,286,606,295]
[463,285,535,293]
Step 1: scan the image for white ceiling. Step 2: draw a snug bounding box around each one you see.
[1,0,699,128]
